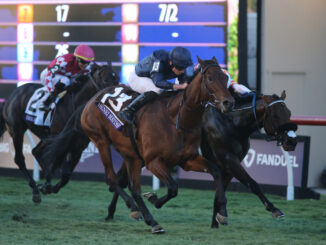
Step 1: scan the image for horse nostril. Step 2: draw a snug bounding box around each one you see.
[222,99,234,111]
[223,100,229,107]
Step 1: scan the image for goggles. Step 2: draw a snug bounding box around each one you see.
[173,64,186,71]
[77,58,90,65]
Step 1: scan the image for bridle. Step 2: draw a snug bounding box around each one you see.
[88,70,101,91]
[175,63,226,129]
[200,63,223,106]
[232,97,289,143]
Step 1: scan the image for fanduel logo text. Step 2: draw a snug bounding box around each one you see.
[243,149,299,168]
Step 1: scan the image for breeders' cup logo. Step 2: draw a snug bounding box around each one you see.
[80,142,99,162]
[243,148,255,168]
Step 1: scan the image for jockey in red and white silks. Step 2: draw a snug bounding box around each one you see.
[192,63,252,95]
[222,69,251,94]
[39,45,95,111]
[44,52,91,92]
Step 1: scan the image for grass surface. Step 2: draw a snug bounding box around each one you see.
[0,176,325,245]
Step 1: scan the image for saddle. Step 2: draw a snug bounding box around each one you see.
[95,85,138,130]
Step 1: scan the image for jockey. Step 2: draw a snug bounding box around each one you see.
[222,69,252,96]
[39,45,95,111]
[119,46,193,124]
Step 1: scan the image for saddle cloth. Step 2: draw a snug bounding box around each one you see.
[24,87,58,127]
[96,86,138,130]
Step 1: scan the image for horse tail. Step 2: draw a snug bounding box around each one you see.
[0,102,7,139]
[36,103,88,173]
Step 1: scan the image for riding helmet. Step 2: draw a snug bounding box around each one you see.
[74,45,95,62]
[169,47,193,70]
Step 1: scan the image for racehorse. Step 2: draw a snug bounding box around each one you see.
[0,61,119,203]
[34,67,298,230]
[81,57,234,233]
[198,91,297,220]
[105,91,298,225]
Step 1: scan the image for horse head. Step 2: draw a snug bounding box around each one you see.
[261,91,298,151]
[197,57,234,113]
[90,61,119,90]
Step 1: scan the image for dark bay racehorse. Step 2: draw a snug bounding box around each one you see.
[0,61,119,203]
[81,57,234,233]
[199,91,297,220]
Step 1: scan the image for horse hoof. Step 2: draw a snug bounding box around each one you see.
[143,192,157,203]
[152,225,165,234]
[143,192,155,199]
[105,215,114,221]
[215,213,228,225]
[211,222,219,229]
[32,194,41,204]
[272,209,285,219]
[130,211,142,221]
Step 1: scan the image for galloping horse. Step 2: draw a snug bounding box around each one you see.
[81,57,234,233]
[0,61,119,203]
[198,91,297,220]
[34,67,297,230]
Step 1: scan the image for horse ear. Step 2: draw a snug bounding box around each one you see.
[212,56,218,64]
[197,56,203,66]
[281,90,286,100]
[90,62,98,74]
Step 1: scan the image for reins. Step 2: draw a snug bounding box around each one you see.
[88,72,101,91]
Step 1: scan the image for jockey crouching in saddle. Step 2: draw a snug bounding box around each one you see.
[119,46,253,124]
[119,47,193,124]
[39,45,95,111]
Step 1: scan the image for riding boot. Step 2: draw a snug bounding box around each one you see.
[119,91,158,124]
[39,82,66,111]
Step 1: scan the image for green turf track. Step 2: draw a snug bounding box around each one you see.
[0,176,325,245]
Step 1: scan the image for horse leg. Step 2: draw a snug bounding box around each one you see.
[106,161,142,221]
[143,157,178,210]
[32,140,53,194]
[95,142,140,222]
[226,154,285,218]
[182,155,228,228]
[11,131,41,203]
[125,158,164,234]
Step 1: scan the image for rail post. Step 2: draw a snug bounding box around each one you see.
[281,147,294,200]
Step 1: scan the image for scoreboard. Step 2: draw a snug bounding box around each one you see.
[0,0,238,89]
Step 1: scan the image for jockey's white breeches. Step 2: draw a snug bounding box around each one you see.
[128,70,162,94]
[45,74,71,92]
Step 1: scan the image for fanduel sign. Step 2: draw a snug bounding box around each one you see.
[243,149,299,168]
[178,138,306,187]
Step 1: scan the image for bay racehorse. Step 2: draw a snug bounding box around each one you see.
[106,91,298,226]
[81,57,234,233]
[0,61,119,203]
[34,71,297,229]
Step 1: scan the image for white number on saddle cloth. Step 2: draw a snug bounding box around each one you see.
[100,87,133,112]
[25,87,54,127]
